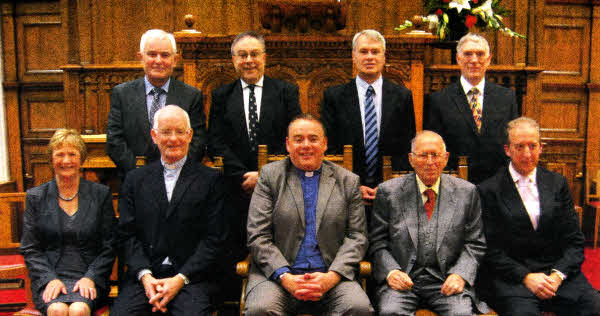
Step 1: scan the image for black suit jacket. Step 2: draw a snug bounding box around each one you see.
[425,81,519,184]
[20,179,116,299]
[117,159,227,283]
[321,79,416,185]
[208,76,301,182]
[106,77,207,174]
[478,167,588,302]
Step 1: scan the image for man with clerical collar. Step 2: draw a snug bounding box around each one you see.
[425,32,519,184]
[107,29,207,177]
[244,113,372,315]
[478,117,600,315]
[370,130,489,315]
[111,105,227,315]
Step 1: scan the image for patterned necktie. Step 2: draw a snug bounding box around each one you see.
[517,176,540,230]
[247,84,259,153]
[364,85,379,181]
[149,87,164,127]
[468,87,482,132]
[424,189,436,220]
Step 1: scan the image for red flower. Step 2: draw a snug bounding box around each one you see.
[442,0,450,3]
[465,15,477,28]
[473,0,478,3]
[436,9,443,16]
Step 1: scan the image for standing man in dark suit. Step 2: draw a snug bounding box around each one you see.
[321,29,416,205]
[370,131,488,315]
[107,29,207,176]
[478,117,600,315]
[111,105,227,315]
[425,32,519,184]
[208,31,301,260]
[245,114,371,315]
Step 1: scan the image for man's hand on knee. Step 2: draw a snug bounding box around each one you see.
[441,273,465,296]
[386,270,413,291]
[149,276,185,313]
[523,273,557,300]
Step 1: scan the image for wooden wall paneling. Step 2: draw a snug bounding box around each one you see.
[540,139,585,204]
[21,142,52,188]
[19,85,66,139]
[2,3,24,191]
[586,3,600,166]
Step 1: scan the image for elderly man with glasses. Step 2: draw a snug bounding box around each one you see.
[369,130,489,315]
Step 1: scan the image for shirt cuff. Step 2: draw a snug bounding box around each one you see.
[137,269,153,281]
[271,267,291,282]
[177,273,190,285]
[551,269,566,281]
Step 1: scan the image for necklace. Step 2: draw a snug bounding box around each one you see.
[58,191,78,201]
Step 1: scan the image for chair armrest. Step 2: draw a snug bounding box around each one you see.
[236,255,251,277]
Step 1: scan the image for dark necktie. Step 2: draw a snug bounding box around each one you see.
[149,87,165,127]
[468,87,482,132]
[364,85,379,181]
[247,84,259,152]
[424,189,436,220]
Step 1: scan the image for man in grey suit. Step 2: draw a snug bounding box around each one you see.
[245,114,372,315]
[370,131,488,315]
[107,29,207,176]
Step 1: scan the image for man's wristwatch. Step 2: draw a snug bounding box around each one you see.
[278,272,289,284]
[177,273,190,285]
[551,269,566,281]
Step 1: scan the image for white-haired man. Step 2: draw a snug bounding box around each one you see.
[107,29,207,177]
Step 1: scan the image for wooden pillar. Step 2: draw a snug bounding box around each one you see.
[586,3,600,167]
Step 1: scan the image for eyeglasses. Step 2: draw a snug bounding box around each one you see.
[234,50,264,60]
[412,152,445,161]
[155,129,189,138]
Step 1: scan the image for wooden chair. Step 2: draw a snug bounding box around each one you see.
[382,155,469,181]
[238,144,372,316]
[584,163,600,248]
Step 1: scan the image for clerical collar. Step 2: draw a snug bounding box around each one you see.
[161,155,187,170]
[296,166,322,178]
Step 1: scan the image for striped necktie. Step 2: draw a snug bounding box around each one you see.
[364,85,378,182]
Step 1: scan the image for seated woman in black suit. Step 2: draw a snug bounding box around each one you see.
[20,128,116,316]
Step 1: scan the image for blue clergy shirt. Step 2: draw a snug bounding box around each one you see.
[271,167,327,280]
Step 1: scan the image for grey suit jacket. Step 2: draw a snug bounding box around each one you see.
[246,158,368,292]
[369,174,487,308]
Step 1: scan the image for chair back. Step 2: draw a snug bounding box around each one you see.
[382,155,468,182]
[0,193,26,252]
[257,144,353,171]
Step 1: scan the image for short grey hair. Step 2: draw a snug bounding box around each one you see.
[231,31,266,56]
[506,117,540,145]
[410,130,446,153]
[152,105,191,130]
[140,29,177,54]
[352,29,386,52]
[456,32,489,56]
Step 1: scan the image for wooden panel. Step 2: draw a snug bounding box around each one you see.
[19,87,65,138]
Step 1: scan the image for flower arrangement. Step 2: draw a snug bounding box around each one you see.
[396,0,526,40]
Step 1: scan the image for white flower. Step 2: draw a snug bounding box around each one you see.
[472,0,494,18]
[448,0,471,13]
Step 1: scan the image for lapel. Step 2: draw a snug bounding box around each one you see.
[499,168,537,232]
[46,180,63,244]
[77,180,91,222]
[286,161,306,230]
[450,82,479,136]
[258,76,275,139]
[346,80,365,147]
[436,175,458,251]
[535,168,553,233]
[147,162,169,246]
[481,80,498,136]
[315,162,335,232]
[231,80,251,146]
[134,79,153,145]
[379,79,394,141]
[403,174,420,249]
[165,159,196,218]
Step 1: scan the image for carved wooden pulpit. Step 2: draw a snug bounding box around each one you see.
[174,31,434,130]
